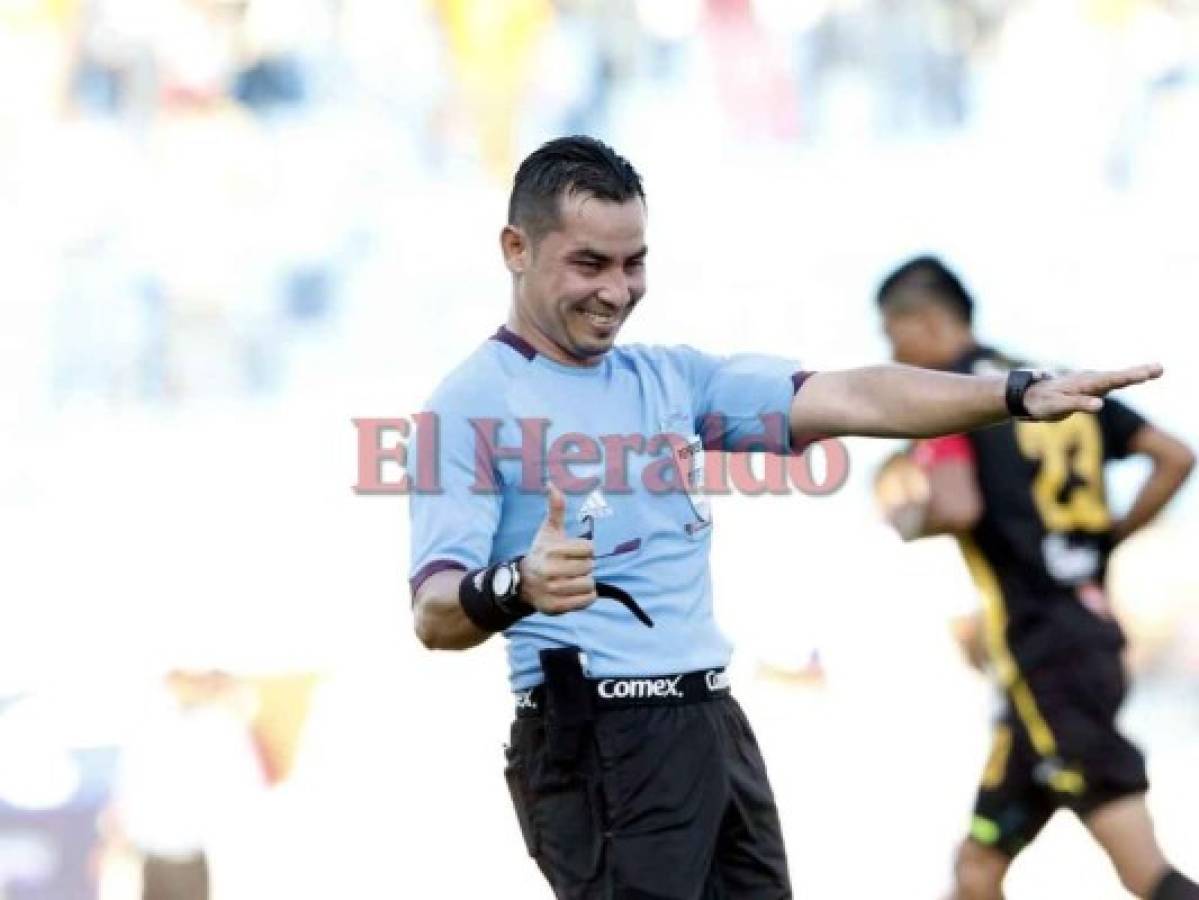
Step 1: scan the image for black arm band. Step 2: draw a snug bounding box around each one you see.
[459,560,534,633]
[1005,369,1048,420]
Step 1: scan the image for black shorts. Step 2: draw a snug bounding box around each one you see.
[970,650,1149,857]
[503,689,791,899]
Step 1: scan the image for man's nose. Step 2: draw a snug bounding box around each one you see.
[596,273,631,308]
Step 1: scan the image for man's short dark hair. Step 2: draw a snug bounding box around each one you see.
[876,255,975,324]
[508,135,645,241]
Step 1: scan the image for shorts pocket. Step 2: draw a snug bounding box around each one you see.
[529,769,606,884]
[503,744,539,858]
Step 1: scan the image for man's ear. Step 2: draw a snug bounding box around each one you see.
[501,225,529,275]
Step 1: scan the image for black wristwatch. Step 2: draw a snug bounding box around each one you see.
[1005,369,1051,420]
[490,558,525,615]
[460,556,533,633]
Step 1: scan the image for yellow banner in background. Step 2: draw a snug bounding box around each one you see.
[248,673,320,786]
[436,0,553,176]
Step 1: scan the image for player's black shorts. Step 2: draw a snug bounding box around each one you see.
[970,649,1149,858]
[503,665,791,899]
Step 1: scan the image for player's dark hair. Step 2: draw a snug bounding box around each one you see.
[508,135,645,241]
[876,255,975,324]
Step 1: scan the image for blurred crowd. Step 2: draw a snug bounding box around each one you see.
[0,671,317,900]
[2,0,1198,408]
[2,4,1198,897]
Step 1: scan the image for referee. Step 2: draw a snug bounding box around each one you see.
[407,137,1162,899]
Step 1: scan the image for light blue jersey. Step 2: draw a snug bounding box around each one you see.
[408,327,804,690]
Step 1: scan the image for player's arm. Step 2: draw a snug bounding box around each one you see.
[1111,424,1195,546]
[413,487,597,651]
[874,439,982,540]
[790,363,1162,440]
[924,458,983,534]
[413,569,492,650]
[950,610,988,673]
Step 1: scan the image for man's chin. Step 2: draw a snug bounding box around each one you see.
[568,328,620,359]
[570,344,612,364]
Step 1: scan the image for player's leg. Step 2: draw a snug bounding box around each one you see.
[508,703,746,899]
[1033,651,1199,899]
[1084,795,1199,899]
[504,714,613,900]
[953,717,1054,900]
[504,653,747,899]
[704,697,792,898]
[592,701,748,899]
[953,839,1010,900]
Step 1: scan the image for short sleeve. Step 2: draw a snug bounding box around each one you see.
[407,404,501,597]
[672,346,807,453]
[1098,398,1148,461]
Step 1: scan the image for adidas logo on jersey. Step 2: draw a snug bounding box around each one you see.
[578,488,613,522]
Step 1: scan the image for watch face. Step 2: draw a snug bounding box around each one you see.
[491,564,513,597]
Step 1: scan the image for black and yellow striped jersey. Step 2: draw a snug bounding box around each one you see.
[916,346,1148,680]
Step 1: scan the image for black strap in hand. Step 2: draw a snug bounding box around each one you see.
[579,514,653,628]
[595,581,654,628]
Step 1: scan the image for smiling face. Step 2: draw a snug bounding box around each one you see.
[503,190,647,366]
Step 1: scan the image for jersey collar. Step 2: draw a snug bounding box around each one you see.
[491,325,537,360]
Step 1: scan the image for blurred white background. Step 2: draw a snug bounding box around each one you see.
[1,0,1197,897]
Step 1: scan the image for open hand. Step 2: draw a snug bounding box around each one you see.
[1023,364,1163,421]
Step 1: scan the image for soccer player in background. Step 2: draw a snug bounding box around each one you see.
[874,256,1197,900]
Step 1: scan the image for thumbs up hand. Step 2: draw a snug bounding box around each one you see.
[519,484,597,616]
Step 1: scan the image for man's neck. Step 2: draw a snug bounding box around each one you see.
[506,312,602,368]
[934,333,979,369]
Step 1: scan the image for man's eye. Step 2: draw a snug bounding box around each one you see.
[576,260,602,272]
